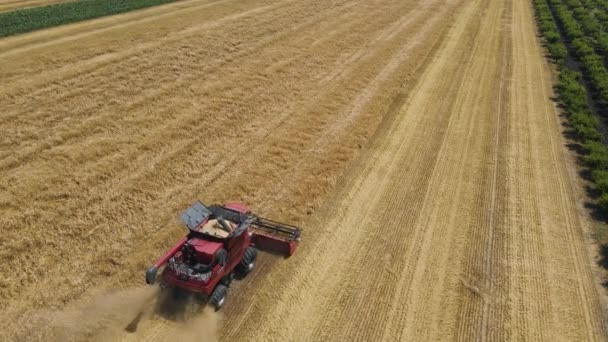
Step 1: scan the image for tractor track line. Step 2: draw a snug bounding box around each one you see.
[476,2,511,338]
[398,0,501,337]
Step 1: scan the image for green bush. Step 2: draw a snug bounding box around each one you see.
[597,10,608,23]
[549,42,568,59]
[558,69,589,113]
[597,192,608,212]
[570,110,602,141]
[555,4,584,38]
[556,0,608,109]
[592,169,608,193]
[583,141,608,169]
[536,5,566,61]
[597,33,608,54]
[572,38,594,57]
[545,30,561,43]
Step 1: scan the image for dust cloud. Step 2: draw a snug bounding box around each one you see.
[15,286,219,342]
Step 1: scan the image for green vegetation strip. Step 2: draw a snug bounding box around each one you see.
[0,0,178,38]
[533,0,608,213]
[552,0,608,108]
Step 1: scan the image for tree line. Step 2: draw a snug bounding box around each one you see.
[534,0,608,212]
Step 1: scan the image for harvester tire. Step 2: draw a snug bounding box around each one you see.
[236,246,257,275]
[210,284,228,311]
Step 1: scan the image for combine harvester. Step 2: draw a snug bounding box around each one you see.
[145,201,301,310]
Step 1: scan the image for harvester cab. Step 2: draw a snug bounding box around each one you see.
[145,200,301,310]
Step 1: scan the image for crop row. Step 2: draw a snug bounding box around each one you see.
[0,0,177,38]
[533,0,608,212]
[552,0,608,107]
[572,0,608,55]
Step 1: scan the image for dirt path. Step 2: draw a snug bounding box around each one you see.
[0,0,606,340]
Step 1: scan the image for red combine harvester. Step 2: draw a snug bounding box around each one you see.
[145,201,301,310]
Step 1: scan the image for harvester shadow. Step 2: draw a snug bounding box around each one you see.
[124,311,144,333]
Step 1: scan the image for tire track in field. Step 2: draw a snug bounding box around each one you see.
[476,3,511,339]
[451,0,510,338]
[311,4,476,340]
[383,0,502,338]
[412,0,507,339]
[510,0,607,338]
[505,0,557,337]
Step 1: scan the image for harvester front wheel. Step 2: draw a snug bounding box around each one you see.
[210,284,228,311]
[237,246,257,275]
